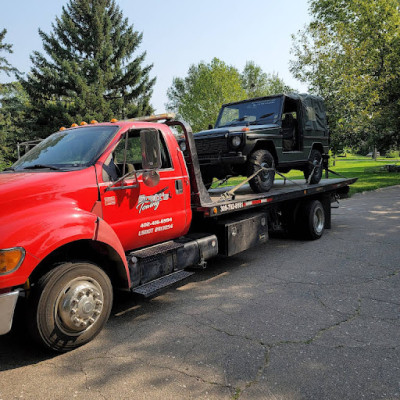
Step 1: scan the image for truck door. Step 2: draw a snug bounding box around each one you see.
[99,128,188,251]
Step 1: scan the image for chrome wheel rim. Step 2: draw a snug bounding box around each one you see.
[55,277,104,336]
[314,207,325,234]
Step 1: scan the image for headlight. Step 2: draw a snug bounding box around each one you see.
[179,141,187,152]
[0,248,25,275]
[231,135,242,147]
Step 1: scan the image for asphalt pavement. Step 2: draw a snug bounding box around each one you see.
[0,185,399,400]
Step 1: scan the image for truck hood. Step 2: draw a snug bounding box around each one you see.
[194,123,280,138]
[0,169,99,214]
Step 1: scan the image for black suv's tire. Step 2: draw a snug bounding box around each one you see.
[27,262,113,352]
[247,149,275,193]
[304,149,323,184]
[201,172,214,189]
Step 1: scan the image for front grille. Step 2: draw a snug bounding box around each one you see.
[195,137,228,155]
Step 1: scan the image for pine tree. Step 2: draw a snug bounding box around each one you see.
[22,0,155,135]
[0,28,18,77]
[0,29,23,169]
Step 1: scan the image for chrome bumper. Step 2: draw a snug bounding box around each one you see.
[0,290,19,335]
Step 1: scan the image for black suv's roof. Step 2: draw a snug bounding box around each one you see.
[220,93,325,108]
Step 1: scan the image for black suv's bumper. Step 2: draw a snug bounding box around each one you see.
[197,153,247,166]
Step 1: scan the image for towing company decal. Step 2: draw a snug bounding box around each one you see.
[136,187,171,213]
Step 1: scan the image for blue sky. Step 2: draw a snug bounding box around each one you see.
[0,0,311,113]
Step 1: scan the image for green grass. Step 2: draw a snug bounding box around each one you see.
[211,155,400,196]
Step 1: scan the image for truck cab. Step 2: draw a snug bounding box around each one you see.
[0,118,196,351]
[192,94,330,192]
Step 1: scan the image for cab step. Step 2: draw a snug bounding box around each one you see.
[131,270,194,298]
[130,240,183,260]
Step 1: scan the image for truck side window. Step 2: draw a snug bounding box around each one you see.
[103,130,171,182]
[159,132,172,169]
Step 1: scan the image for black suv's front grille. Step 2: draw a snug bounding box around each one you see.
[195,137,228,155]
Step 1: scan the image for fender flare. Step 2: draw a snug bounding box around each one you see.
[2,207,130,288]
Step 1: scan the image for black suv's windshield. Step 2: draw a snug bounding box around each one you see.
[216,97,282,128]
[13,126,119,171]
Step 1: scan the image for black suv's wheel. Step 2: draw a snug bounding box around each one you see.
[247,149,275,193]
[201,172,214,189]
[28,262,113,352]
[304,149,323,184]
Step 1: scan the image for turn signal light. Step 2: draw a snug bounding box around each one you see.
[0,248,25,275]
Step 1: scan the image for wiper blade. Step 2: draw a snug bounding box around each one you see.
[3,167,15,171]
[23,164,61,171]
[258,112,274,119]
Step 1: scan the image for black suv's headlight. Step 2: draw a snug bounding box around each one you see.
[230,134,242,148]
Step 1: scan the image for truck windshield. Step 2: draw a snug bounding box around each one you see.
[216,97,282,128]
[12,126,119,171]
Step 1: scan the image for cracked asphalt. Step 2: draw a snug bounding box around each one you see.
[1,185,399,400]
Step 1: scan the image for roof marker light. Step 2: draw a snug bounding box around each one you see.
[71,123,78,127]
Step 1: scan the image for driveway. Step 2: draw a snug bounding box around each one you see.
[1,186,399,399]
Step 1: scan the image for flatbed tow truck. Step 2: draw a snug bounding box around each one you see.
[0,114,356,351]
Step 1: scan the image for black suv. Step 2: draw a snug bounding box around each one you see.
[192,93,329,192]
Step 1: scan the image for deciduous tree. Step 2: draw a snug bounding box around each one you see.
[167,59,294,132]
[167,58,246,132]
[241,61,293,98]
[290,0,400,153]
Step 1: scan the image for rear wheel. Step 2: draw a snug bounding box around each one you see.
[304,149,323,184]
[298,199,325,240]
[247,149,275,193]
[28,262,113,352]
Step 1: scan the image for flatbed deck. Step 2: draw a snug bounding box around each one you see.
[194,178,357,217]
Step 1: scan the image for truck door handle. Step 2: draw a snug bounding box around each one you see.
[175,179,183,194]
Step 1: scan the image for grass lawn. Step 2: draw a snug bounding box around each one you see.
[212,156,400,196]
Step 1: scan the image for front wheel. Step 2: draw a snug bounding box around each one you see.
[247,149,275,193]
[28,262,113,352]
[201,173,214,189]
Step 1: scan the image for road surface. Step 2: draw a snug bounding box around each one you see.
[1,186,399,399]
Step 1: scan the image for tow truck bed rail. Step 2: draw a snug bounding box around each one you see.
[193,178,357,217]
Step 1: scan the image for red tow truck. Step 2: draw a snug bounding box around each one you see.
[0,115,355,351]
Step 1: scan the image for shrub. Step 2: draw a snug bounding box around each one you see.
[385,149,400,158]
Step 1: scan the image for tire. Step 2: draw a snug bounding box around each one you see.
[298,200,325,240]
[28,262,113,352]
[247,149,275,193]
[202,173,214,189]
[304,149,323,184]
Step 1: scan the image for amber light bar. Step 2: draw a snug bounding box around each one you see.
[126,113,176,123]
